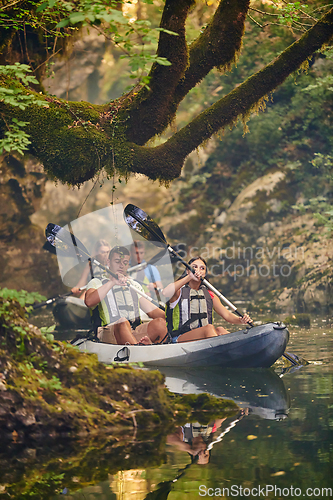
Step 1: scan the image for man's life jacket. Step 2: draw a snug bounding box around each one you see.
[90,278,142,329]
[165,284,213,338]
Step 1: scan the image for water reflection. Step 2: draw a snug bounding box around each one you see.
[0,368,291,499]
[161,367,290,421]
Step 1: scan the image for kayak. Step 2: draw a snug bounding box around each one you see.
[73,322,289,368]
[160,367,289,420]
[53,296,151,330]
[53,296,91,329]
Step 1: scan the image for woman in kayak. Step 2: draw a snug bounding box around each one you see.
[163,257,252,343]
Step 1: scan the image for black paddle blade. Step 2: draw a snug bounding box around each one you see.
[124,204,167,247]
[45,223,90,260]
[43,240,56,255]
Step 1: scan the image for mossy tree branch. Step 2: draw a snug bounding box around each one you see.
[0,2,332,186]
[125,0,195,145]
[174,0,250,104]
[125,0,250,145]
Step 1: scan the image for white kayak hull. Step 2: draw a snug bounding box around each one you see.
[73,322,289,368]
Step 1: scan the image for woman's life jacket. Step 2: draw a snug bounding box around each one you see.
[165,284,213,338]
[89,278,142,329]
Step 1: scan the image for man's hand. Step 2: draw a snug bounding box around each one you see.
[116,274,128,286]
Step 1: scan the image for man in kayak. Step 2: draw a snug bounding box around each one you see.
[163,256,252,343]
[129,240,163,295]
[85,245,167,345]
[71,239,111,297]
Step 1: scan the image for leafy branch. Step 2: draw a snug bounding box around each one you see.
[34,0,178,88]
[0,63,49,154]
[248,1,327,32]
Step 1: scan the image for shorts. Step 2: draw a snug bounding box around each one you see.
[97,322,150,344]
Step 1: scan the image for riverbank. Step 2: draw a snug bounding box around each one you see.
[0,291,238,440]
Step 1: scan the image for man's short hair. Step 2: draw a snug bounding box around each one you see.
[94,239,111,253]
[131,240,144,250]
[109,246,130,260]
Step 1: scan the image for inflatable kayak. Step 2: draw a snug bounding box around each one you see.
[73,322,289,368]
[53,296,151,329]
[53,296,91,329]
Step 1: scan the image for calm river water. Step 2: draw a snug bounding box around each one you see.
[1,316,332,500]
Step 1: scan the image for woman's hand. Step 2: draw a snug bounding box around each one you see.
[186,269,201,282]
[239,313,252,324]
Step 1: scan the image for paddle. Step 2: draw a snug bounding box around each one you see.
[44,222,165,310]
[124,204,247,322]
[124,205,301,366]
[32,288,86,310]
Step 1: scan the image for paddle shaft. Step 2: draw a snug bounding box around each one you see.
[124,207,249,321]
[124,205,302,365]
[32,287,86,309]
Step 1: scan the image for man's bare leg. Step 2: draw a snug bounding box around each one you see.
[147,318,167,343]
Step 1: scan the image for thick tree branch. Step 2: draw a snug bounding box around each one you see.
[124,0,250,145]
[174,0,250,104]
[128,7,333,181]
[124,0,195,145]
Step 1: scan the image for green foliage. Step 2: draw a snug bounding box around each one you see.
[0,288,46,314]
[0,288,46,343]
[38,374,62,390]
[40,324,56,342]
[170,32,333,243]
[275,2,309,26]
[0,63,49,155]
[0,118,32,155]
[2,0,178,90]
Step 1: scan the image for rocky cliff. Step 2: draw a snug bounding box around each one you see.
[0,154,62,295]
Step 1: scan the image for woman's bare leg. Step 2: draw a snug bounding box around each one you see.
[216,326,229,335]
[177,324,218,343]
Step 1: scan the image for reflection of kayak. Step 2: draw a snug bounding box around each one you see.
[74,322,289,368]
[53,296,151,330]
[53,297,91,329]
[160,367,289,420]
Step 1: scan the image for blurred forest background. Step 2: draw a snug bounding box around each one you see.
[0,0,332,314]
